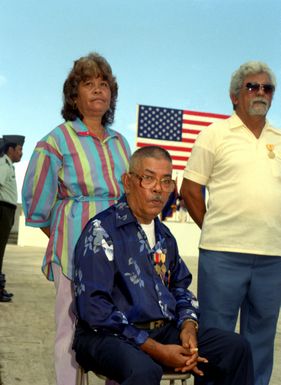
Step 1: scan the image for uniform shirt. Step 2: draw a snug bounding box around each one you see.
[22,118,131,280]
[0,154,17,205]
[184,113,281,256]
[74,197,199,346]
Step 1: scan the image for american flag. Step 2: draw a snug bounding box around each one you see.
[136,104,229,171]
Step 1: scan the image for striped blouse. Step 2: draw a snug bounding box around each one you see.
[22,118,131,280]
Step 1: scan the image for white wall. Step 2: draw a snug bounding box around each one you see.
[164,221,200,258]
[18,214,48,248]
[17,211,201,258]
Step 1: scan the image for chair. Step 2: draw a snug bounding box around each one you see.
[76,366,89,385]
[76,365,190,385]
[162,372,190,385]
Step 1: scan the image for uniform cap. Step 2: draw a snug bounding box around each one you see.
[0,138,4,154]
[3,135,25,146]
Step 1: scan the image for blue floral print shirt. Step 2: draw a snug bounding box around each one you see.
[74,196,199,345]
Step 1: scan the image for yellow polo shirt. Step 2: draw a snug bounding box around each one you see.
[183,113,281,256]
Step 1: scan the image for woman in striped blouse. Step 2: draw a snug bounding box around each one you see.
[22,52,131,385]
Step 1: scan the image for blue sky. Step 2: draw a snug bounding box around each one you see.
[1,0,281,198]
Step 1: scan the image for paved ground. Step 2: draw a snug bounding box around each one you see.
[0,245,280,385]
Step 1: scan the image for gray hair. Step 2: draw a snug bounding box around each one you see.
[129,146,172,172]
[229,61,277,98]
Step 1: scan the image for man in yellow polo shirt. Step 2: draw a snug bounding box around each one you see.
[180,61,281,385]
[0,135,25,302]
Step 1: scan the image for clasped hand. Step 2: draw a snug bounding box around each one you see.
[172,322,208,376]
[162,343,207,376]
[141,324,208,376]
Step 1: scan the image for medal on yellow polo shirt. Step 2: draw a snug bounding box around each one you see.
[266,144,275,159]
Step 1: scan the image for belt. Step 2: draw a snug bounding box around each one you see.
[0,201,17,210]
[134,320,168,330]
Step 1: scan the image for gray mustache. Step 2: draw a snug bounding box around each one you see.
[251,97,268,106]
[152,195,162,202]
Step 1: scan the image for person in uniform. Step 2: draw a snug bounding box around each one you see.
[0,134,25,302]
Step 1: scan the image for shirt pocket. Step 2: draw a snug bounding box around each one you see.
[8,174,16,182]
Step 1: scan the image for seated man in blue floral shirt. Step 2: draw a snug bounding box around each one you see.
[73,146,254,385]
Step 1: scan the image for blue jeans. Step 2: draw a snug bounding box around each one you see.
[198,249,281,385]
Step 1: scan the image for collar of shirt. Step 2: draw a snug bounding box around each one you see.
[3,154,13,167]
[71,117,118,140]
[114,195,173,241]
[230,112,280,135]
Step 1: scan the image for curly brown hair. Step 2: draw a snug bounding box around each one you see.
[61,52,118,126]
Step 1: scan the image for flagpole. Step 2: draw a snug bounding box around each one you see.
[134,104,140,152]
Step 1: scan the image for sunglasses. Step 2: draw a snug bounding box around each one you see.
[245,82,275,95]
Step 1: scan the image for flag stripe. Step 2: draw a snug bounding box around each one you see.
[183,128,201,134]
[183,119,210,126]
[183,110,229,119]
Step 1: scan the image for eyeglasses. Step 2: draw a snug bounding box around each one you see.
[245,82,275,95]
[129,172,176,192]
